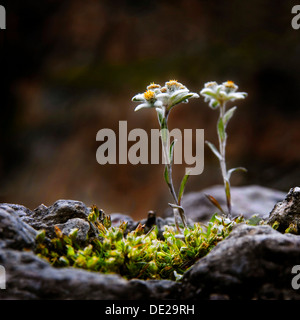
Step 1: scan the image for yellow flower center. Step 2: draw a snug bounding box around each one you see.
[166,80,181,88]
[224,81,236,89]
[147,82,161,90]
[205,81,217,88]
[144,90,156,101]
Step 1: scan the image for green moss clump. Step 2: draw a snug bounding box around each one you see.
[35,206,245,281]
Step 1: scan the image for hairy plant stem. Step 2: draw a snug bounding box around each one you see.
[218,101,232,219]
[161,111,187,232]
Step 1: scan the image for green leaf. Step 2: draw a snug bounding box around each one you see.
[157,109,164,126]
[217,117,225,141]
[169,139,177,164]
[223,106,237,126]
[164,166,170,185]
[210,100,219,109]
[206,213,218,237]
[169,92,194,109]
[272,221,280,230]
[205,141,222,160]
[208,212,218,224]
[178,170,191,205]
[160,117,167,130]
[164,166,170,184]
[168,203,187,229]
[225,180,231,214]
[204,194,225,214]
[36,230,46,243]
[58,256,70,267]
[227,167,247,180]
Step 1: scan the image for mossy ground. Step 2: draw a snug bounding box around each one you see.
[35,206,261,281]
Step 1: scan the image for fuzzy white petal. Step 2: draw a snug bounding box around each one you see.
[156,92,170,105]
[154,100,163,108]
[134,103,151,111]
[200,88,216,97]
[132,93,145,102]
[227,92,247,100]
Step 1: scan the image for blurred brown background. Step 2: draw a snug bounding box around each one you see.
[1,0,300,220]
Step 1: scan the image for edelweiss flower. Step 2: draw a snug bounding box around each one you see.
[200,80,247,109]
[165,79,186,91]
[132,80,199,114]
[132,86,163,112]
[162,80,199,110]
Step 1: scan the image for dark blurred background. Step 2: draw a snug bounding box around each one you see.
[1,0,300,220]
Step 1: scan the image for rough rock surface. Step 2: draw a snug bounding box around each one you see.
[55,218,91,244]
[2,200,100,242]
[0,187,300,300]
[19,200,92,237]
[0,249,179,300]
[0,205,37,250]
[164,184,287,222]
[267,187,300,233]
[181,224,300,299]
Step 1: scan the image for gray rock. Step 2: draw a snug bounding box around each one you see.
[181,223,300,299]
[0,202,181,299]
[267,187,300,233]
[55,218,90,243]
[0,205,37,250]
[0,203,34,219]
[19,200,93,238]
[0,249,179,300]
[25,199,90,226]
[165,185,287,222]
[1,192,300,300]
